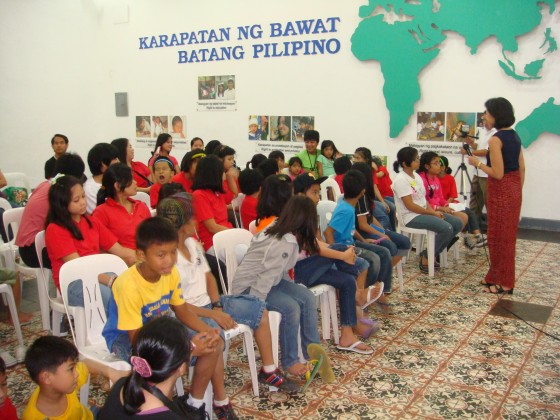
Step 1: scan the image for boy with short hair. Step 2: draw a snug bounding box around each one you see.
[238,168,263,229]
[296,130,321,177]
[84,143,119,214]
[324,170,391,294]
[0,356,17,420]
[157,193,299,393]
[333,156,352,193]
[102,217,238,419]
[23,336,92,420]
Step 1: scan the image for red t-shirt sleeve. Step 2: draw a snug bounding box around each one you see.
[91,204,110,227]
[150,184,161,208]
[46,223,78,260]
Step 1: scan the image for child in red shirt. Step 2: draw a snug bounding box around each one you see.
[238,168,264,230]
[172,148,206,193]
[93,163,151,250]
[333,155,352,193]
[192,155,233,252]
[45,176,136,309]
[149,156,175,208]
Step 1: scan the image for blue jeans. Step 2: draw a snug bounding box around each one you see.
[360,228,411,257]
[406,214,463,256]
[374,200,396,231]
[265,279,319,369]
[67,280,111,314]
[463,207,480,233]
[355,241,393,292]
[295,254,361,328]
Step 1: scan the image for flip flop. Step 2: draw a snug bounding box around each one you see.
[337,340,374,355]
[356,318,381,339]
[360,283,384,310]
[302,356,323,392]
[307,343,335,384]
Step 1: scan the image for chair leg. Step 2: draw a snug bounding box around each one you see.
[427,232,435,277]
[320,292,331,341]
[327,288,339,345]
[242,330,259,397]
[36,270,51,331]
[0,285,24,347]
[396,261,404,292]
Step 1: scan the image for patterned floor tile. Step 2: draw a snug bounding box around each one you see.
[501,400,560,419]
[400,321,466,351]
[508,369,560,408]
[476,314,540,343]
[407,383,495,419]
[422,305,481,331]
[455,333,527,366]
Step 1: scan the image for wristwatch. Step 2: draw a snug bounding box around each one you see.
[212,300,223,309]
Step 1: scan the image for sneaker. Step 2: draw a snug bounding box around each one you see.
[463,236,476,250]
[258,368,300,394]
[181,401,208,420]
[213,402,239,420]
[0,351,17,368]
[474,235,487,248]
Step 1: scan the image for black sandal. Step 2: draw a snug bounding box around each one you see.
[484,284,513,295]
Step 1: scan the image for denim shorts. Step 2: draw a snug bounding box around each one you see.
[191,294,266,339]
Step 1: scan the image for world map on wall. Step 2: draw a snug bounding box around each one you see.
[351,0,560,146]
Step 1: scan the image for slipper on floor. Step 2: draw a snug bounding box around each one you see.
[307,344,335,383]
[357,319,381,339]
[360,283,384,310]
[336,340,373,355]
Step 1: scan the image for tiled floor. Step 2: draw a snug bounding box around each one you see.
[1,237,559,419]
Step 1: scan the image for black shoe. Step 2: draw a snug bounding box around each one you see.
[181,401,208,420]
[213,402,239,420]
[446,236,460,251]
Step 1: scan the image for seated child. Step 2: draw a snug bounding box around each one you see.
[23,336,126,420]
[232,196,334,377]
[102,217,238,419]
[372,156,394,204]
[268,150,286,170]
[149,156,175,208]
[324,171,391,295]
[287,156,304,181]
[438,155,487,248]
[238,168,263,230]
[158,194,298,393]
[172,149,205,193]
[333,156,352,192]
[0,356,17,420]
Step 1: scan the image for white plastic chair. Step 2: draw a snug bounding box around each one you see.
[317,200,337,241]
[2,208,46,317]
[59,255,131,368]
[320,176,343,202]
[132,192,152,209]
[392,191,448,277]
[248,219,257,234]
[35,230,76,336]
[0,284,26,359]
[0,198,12,269]
[230,193,245,228]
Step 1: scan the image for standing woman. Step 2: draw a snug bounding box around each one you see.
[111,138,152,193]
[467,97,525,294]
[148,133,181,174]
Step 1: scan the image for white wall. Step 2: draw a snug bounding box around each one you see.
[1,0,559,221]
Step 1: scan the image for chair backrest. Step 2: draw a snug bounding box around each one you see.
[391,187,407,229]
[212,229,253,294]
[320,177,342,202]
[248,220,257,235]
[59,254,128,347]
[230,193,245,228]
[132,192,152,209]
[2,207,25,246]
[317,200,337,241]
[34,230,49,294]
[0,197,11,211]
[2,172,32,193]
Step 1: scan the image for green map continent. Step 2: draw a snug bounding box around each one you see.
[515,97,560,148]
[351,0,556,138]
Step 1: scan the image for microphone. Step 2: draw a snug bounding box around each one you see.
[463,143,473,156]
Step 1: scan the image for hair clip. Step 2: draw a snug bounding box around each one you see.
[50,173,65,185]
[130,356,152,378]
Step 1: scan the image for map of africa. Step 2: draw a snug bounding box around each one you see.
[351,0,559,146]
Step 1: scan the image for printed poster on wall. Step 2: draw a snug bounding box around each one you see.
[250,115,315,157]
[408,111,476,156]
[197,75,237,111]
[134,115,188,149]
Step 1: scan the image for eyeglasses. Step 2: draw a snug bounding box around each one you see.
[430,161,442,166]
